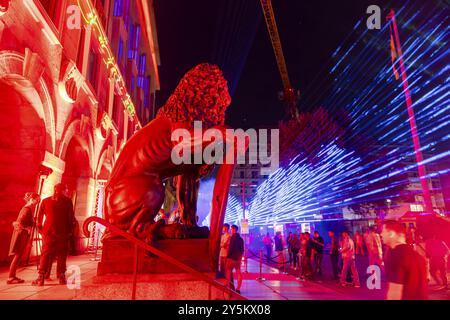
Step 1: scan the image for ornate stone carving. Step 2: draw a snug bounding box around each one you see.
[58,59,83,103]
[95,112,113,140]
[80,114,90,137]
[23,48,45,86]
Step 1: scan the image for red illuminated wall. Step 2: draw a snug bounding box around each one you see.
[0,82,46,260]
[0,0,160,263]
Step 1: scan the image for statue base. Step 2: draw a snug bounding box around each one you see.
[97,238,211,275]
[156,223,210,240]
[75,273,231,300]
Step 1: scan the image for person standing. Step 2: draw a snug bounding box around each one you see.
[366,225,383,267]
[219,223,234,289]
[354,231,365,255]
[381,220,428,300]
[219,223,231,276]
[32,184,76,286]
[300,232,313,279]
[6,192,40,284]
[406,226,417,246]
[312,231,324,276]
[274,232,285,272]
[290,233,300,270]
[286,232,293,267]
[425,234,449,290]
[363,228,370,254]
[414,235,431,283]
[328,230,340,280]
[263,232,273,261]
[299,233,306,279]
[226,225,245,294]
[339,231,360,287]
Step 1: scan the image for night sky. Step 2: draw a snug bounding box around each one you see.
[154,0,390,128]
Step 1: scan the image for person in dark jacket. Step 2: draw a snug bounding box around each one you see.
[425,234,449,290]
[6,192,40,284]
[300,232,313,279]
[290,233,300,269]
[274,232,286,272]
[312,231,325,276]
[226,225,244,294]
[286,232,293,267]
[328,230,340,280]
[32,184,76,286]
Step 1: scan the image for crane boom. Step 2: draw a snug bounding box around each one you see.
[260,0,291,89]
[260,0,299,119]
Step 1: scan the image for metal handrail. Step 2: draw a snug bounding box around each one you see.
[83,216,246,300]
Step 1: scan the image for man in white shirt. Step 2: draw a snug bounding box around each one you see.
[366,225,383,267]
[219,223,231,275]
[339,231,360,287]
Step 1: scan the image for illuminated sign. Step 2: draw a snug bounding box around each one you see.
[240,219,249,235]
[77,0,137,119]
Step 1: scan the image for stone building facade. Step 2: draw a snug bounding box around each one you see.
[0,0,160,262]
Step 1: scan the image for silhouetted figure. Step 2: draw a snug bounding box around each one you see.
[219,223,234,289]
[312,231,324,276]
[300,232,313,280]
[425,235,449,290]
[354,231,365,255]
[7,192,40,284]
[263,232,273,260]
[328,231,340,280]
[32,184,76,286]
[382,220,428,300]
[290,233,300,269]
[366,225,383,267]
[286,232,293,267]
[339,231,360,287]
[226,225,244,294]
[274,232,285,272]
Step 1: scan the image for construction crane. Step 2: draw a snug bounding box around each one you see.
[260,0,300,119]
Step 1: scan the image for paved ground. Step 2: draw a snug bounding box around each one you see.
[0,251,448,300]
[252,250,450,300]
[0,254,99,300]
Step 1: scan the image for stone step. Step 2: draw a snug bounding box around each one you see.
[75,273,231,300]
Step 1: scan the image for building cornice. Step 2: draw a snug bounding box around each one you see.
[136,0,160,90]
[23,0,61,46]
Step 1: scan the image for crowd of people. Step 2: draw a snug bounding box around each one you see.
[252,221,449,299]
[261,230,327,280]
[6,186,448,301]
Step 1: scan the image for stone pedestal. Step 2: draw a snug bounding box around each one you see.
[97,238,211,275]
[75,273,231,300]
[75,238,230,300]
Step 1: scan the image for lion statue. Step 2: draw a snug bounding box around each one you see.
[103,64,240,268]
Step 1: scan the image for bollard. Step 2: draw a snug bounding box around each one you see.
[256,250,265,281]
[244,245,248,273]
[296,253,303,280]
